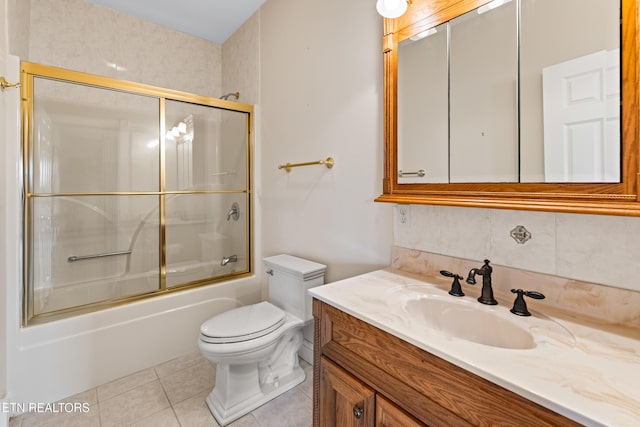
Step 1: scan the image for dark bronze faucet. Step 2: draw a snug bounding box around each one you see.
[466,259,498,305]
[510,289,545,316]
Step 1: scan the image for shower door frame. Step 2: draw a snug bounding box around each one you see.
[21,61,254,326]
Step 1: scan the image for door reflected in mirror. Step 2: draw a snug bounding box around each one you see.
[520,0,620,183]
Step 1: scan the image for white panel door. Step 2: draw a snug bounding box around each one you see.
[542,49,620,182]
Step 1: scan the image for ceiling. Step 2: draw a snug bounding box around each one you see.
[85,0,267,44]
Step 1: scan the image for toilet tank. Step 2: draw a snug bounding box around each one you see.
[263,255,326,322]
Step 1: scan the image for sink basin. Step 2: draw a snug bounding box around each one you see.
[403,296,536,349]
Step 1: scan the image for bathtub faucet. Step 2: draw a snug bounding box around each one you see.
[221,255,238,266]
[226,202,240,221]
[466,259,498,305]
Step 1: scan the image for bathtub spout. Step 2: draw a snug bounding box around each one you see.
[221,255,238,266]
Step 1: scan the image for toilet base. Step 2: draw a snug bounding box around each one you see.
[205,365,305,426]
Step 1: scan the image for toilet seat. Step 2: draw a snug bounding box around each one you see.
[200,302,286,344]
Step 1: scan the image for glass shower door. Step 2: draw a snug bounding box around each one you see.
[23,62,253,324]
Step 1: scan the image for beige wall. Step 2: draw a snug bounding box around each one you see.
[222,11,260,105]
[6,0,30,59]
[27,0,221,97]
[259,0,393,282]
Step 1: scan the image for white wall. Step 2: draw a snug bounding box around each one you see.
[2,0,261,406]
[259,0,393,283]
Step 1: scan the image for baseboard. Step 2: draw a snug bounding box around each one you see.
[298,339,313,365]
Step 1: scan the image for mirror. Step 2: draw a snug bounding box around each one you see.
[377,0,640,216]
[519,0,620,183]
[449,1,517,183]
[397,0,619,184]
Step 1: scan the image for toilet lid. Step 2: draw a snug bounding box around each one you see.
[200,301,286,344]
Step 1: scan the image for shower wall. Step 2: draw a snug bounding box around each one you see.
[28,0,221,97]
[4,0,261,406]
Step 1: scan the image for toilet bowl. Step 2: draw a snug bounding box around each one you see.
[198,255,326,426]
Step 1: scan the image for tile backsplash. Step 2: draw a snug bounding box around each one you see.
[392,246,640,328]
[394,204,640,293]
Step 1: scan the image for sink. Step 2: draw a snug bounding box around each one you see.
[403,295,536,349]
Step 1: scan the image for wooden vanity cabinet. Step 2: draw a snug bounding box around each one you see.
[312,299,581,427]
[320,356,424,427]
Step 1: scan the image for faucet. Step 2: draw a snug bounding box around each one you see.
[226,202,240,221]
[510,289,545,316]
[221,255,237,266]
[466,259,498,305]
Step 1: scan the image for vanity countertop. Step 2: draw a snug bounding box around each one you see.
[309,268,640,427]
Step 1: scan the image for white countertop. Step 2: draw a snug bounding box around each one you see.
[309,268,640,427]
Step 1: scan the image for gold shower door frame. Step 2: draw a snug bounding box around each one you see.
[21,61,254,326]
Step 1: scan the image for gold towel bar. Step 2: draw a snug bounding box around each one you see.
[0,76,20,90]
[278,157,334,173]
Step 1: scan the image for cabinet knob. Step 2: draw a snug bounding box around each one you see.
[353,405,364,419]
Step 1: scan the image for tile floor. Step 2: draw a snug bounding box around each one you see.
[9,353,313,427]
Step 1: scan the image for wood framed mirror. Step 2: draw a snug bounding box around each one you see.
[375,0,640,216]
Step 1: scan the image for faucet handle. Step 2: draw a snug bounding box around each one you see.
[510,289,545,316]
[440,270,468,297]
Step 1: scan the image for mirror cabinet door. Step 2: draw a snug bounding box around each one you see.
[519,0,620,183]
[398,23,449,183]
[449,0,517,183]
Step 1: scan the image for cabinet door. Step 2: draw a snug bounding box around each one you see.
[320,356,375,427]
[376,395,426,427]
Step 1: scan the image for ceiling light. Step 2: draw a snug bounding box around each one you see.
[376,0,408,19]
[477,0,512,15]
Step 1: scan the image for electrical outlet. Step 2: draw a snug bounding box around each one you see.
[396,205,410,227]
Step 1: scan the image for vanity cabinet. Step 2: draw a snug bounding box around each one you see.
[320,356,423,426]
[312,299,581,427]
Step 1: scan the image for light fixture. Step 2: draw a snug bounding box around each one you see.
[477,0,512,15]
[376,0,408,18]
[409,27,437,41]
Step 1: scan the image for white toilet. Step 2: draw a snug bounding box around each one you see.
[198,254,326,426]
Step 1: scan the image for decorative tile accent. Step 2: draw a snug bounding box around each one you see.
[510,225,531,244]
[490,209,556,274]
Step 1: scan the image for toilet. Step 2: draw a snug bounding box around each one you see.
[198,254,326,426]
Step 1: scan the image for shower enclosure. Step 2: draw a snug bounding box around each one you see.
[21,62,253,325]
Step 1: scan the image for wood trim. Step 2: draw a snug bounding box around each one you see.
[376,395,425,427]
[379,0,640,216]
